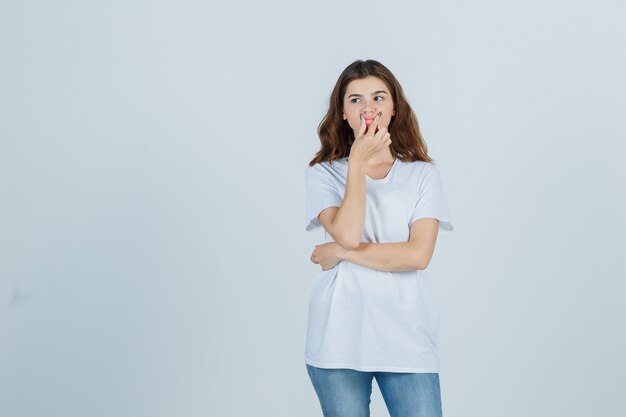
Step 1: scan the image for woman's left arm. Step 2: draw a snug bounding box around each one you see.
[311,218,440,272]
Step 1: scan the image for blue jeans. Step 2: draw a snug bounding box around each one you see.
[306,364,443,417]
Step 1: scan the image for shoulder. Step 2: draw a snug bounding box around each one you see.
[304,162,327,180]
[400,159,438,177]
[304,157,348,179]
[395,161,446,191]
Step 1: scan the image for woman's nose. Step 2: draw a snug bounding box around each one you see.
[362,103,376,114]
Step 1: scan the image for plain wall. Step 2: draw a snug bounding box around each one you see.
[1,1,625,416]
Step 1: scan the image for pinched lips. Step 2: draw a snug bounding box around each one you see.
[362,116,380,133]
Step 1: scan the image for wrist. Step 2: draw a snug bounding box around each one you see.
[337,244,353,261]
[347,157,366,173]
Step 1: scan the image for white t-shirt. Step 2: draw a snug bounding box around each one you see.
[304,156,453,373]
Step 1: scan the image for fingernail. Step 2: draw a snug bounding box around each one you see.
[377,111,382,117]
[360,114,363,120]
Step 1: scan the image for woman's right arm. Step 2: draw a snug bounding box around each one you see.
[318,112,391,250]
[318,158,367,250]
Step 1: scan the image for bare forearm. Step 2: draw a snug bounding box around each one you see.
[330,159,367,249]
[339,242,425,272]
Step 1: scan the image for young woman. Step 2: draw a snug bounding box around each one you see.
[304,59,454,417]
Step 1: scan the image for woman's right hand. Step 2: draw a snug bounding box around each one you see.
[349,112,392,164]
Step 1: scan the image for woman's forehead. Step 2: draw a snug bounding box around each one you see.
[345,77,388,95]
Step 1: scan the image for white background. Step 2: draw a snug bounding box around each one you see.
[1,1,625,416]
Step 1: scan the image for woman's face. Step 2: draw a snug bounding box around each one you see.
[342,76,395,135]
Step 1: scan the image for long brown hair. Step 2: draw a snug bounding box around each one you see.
[309,59,434,167]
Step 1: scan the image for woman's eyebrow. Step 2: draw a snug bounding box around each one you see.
[347,90,388,98]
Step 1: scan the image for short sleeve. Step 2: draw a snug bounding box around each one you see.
[304,165,343,232]
[409,164,454,235]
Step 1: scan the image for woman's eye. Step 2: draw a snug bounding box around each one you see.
[350,96,384,103]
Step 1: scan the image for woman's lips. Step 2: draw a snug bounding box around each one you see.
[364,118,379,133]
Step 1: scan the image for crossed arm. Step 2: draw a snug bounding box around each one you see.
[310,207,440,272]
[309,158,440,273]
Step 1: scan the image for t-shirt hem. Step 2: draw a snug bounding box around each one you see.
[305,357,439,373]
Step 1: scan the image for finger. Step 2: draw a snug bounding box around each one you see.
[375,125,388,138]
[379,132,391,146]
[372,111,382,134]
[357,114,367,138]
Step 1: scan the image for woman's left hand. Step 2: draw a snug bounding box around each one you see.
[310,242,346,271]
